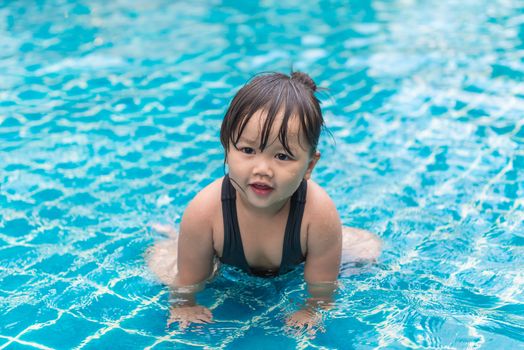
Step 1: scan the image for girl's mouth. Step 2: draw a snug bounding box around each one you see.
[249,183,273,196]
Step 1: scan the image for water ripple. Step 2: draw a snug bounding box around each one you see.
[1,0,523,349]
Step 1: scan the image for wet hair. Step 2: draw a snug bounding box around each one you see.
[220,71,324,159]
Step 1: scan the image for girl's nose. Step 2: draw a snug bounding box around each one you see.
[252,158,273,178]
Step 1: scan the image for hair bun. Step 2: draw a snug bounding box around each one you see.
[291,71,317,92]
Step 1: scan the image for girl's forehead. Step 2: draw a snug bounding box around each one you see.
[238,109,308,150]
[243,109,301,138]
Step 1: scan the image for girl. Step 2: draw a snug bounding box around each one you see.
[147,71,382,332]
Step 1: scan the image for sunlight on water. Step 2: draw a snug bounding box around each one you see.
[1,0,523,349]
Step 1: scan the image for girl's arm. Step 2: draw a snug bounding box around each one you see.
[176,192,216,288]
[169,187,217,327]
[303,194,342,306]
[303,182,342,289]
[286,186,342,331]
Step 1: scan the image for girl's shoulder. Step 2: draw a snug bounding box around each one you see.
[304,179,342,234]
[190,176,223,206]
[305,179,336,211]
[183,177,224,222]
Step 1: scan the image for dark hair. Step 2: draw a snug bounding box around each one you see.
[220,71,324,158]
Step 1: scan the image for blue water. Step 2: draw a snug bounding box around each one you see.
[1,0,523,349]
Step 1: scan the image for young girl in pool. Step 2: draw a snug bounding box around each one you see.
[148,71,382,332]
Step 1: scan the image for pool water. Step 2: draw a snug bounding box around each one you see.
[1,0,523,349]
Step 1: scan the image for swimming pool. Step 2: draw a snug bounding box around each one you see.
[1,0,523,348]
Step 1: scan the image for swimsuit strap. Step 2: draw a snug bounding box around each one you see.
[220,175,252,273]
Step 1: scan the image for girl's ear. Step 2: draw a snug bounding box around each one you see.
[304,151,320,180]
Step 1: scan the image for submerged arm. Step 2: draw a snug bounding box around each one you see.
[304,281,338,309]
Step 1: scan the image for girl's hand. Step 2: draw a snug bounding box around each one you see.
[285,309,324,336]
[167,305,213,330]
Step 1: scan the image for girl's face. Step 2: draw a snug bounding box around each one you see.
[226,109,320,213]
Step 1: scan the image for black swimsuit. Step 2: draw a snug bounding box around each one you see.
[219,175,307,277]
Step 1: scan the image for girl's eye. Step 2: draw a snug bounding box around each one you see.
[276,153,291,161]
[241,147,255,154]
